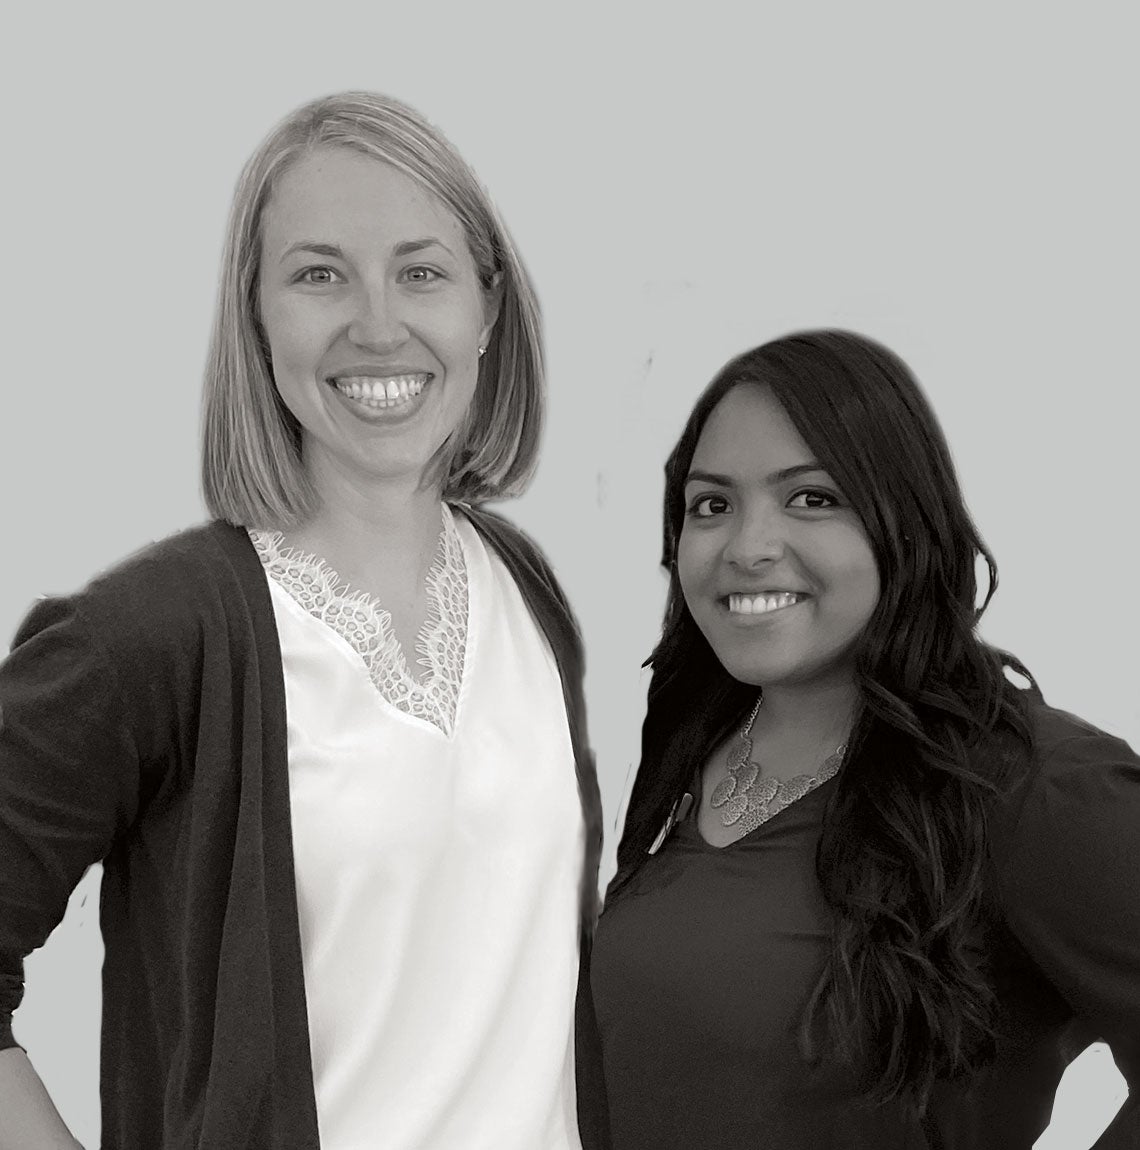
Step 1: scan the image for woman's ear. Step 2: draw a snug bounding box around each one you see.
[480,270,504,346]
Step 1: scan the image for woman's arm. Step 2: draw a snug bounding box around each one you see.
[0,595,141,1144]
[993,720,1140,1149]
[0,1049,83,1149]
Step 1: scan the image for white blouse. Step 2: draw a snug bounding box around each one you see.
[250,506,584,1150]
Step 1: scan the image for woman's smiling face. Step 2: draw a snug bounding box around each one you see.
[677,383,881,690]
[257,146,498,491]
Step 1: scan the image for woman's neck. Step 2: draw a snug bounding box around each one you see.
[286,455,446,589]
[748,675,860,767]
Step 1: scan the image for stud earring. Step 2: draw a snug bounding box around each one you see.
[478,346,487,358]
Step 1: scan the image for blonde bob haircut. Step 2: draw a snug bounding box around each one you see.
[202,91,544,527]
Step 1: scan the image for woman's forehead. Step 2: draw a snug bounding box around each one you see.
[261,147,466,255]
[692,385,814,476]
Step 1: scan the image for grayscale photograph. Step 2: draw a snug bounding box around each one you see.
[1,4,1136,1148]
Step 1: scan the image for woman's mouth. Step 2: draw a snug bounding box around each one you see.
[329,373,432,411]
[726,592,806,615]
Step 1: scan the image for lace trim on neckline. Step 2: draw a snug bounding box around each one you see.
[248,504,468,736]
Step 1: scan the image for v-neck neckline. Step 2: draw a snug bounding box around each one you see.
[248,504,470,736]
[680,773,839,851]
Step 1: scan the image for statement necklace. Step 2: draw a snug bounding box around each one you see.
[709,693,847,836]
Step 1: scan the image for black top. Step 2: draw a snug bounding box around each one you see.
[591,700,1140,1149]
[0,513,610,1150]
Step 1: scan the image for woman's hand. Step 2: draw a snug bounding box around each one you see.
[0,1048,84,1149]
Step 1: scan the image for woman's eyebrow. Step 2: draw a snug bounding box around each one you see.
[278,237,456,263]
[685,462,828,487]
[280,240,345,262]
[685,469,734,487]
[392,237,455,257]
[768,462,828,483]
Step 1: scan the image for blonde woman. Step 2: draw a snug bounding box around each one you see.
[0,92,606,1150]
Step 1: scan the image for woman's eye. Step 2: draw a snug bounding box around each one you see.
[687,493,730,518]
[787,489,839,510]
[296,266,343,285]
[403,266,442,284]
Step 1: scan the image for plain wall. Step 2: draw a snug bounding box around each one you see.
[3,3,1135,1147]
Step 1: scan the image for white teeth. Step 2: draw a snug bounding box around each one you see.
[333,374,429,408]
[728,592,801,615]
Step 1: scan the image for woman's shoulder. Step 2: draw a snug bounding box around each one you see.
[453,502,570,608]
[13,520,261,659]
[455,502,549,564]
[86,520,252,588]
[1024,695,1138,781]
[454,501,584,668]
[991,694,1140,864]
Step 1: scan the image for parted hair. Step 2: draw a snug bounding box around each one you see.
[609,329,1036,1110]
[201,90,544,527]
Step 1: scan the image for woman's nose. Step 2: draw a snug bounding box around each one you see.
[346,282,409,350]
[722,508,785,569]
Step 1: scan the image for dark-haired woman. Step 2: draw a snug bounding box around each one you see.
[590,330,1139,1149]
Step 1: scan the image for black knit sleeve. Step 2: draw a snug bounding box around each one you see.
[0,595,140,1049]
[992,720,1140,1148]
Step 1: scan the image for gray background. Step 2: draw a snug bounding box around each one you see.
[3,3,1136,1146]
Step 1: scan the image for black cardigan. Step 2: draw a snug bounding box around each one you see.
[0,511,611,1149]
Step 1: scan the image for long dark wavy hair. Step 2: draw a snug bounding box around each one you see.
[608,330,1036,1111]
